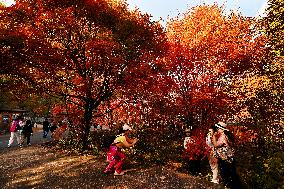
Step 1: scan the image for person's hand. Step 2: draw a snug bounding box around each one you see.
[133,138,139,144]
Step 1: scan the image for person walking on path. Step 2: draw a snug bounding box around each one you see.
[212,121,241,189]
[21,119,33,146]
[7,116,22,148]
[42,118,50,138]
[206,125,219,184]
[104,124,138,175]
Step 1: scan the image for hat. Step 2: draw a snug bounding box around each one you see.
[122,124,132,131]
[215,122,228,131]
[185,129,191,133]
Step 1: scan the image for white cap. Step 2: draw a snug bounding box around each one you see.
[122,124,132,131]
[215,121,228,131]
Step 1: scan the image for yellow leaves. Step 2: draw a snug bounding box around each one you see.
[229,72,271,99]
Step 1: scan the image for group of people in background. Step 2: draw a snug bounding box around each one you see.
[7,116,60,148]
[7,116,34,148]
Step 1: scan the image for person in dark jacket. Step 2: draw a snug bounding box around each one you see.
[42,118,50,138]
[22,119,33,146]
[49,121,58,134]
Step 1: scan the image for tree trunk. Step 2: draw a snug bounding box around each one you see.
[81,98,95,150]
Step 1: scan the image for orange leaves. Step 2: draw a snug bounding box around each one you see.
[158,4,269,130]
[166,5,265,76]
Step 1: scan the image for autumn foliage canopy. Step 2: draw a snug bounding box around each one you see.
[0,2,268,154]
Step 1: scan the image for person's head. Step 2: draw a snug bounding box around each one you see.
[14,116,19,121]
[118,124,132,134]
[210,124,218,133]
[185,129,191,136]
[215,121,228,133]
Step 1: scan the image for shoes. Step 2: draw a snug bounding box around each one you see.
[211,179,219,184]
[114,171,124,176]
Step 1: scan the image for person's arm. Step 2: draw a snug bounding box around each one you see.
[122,136,138,148]
[125,135,136,144]
[212,133,218,147]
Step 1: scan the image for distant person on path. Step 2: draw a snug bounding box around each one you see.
[212,122,241,189]
[42,118,50,138]
[104,124,138,175]
[7,116,22,148]
[21,119,33,146]
[49,120,58,135]
[206,125,219,184]
[51,121,67,140]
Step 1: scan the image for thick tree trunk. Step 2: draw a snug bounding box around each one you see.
[81,98,95,150]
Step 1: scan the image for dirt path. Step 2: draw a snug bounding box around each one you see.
[0,144,222,189]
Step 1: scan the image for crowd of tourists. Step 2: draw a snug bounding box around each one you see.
[7,116,62,148]
[7,115,241,188]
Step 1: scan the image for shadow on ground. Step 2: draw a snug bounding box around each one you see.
[0,145,221,189]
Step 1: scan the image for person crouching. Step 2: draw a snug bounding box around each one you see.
[104,124,138,176]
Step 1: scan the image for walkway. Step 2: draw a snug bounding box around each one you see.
[0,124,52,150]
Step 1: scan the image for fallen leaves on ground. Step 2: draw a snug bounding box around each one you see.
[0,145,221,189]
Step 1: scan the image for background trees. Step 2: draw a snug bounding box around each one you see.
[1,1,283,187]
[0,0,167,149]
[262,0,284,56]
[165,5,267,130]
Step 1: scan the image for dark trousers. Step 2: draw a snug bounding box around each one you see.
[183,159,201,176]
[43,130,49,138]
[22,133,31,145]
[219,159,241,189]
[26,133,31,144]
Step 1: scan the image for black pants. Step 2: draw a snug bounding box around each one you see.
[23,133,31,145]
[183,159,201,176]
[219,159,241,189]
